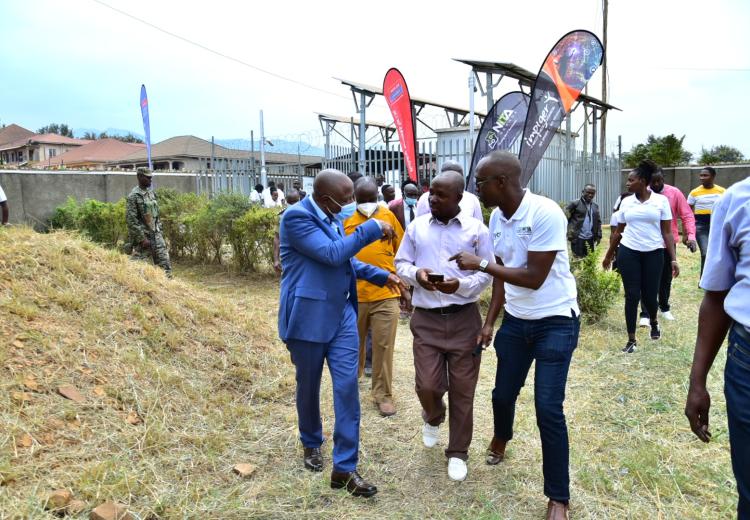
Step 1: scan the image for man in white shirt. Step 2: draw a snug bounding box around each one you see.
[450,151,580,520]
[0,182,8,225]
[395,171,493,482]
[685,176,750,519]
[415,161,484,222]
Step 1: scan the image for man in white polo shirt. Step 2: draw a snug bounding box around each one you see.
[0,181,8,226]
[685,175,750,519]
[450,151,579,520]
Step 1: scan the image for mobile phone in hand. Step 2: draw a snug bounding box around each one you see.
[427,273,444,283]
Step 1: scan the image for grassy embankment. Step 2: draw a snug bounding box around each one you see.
[0,226,736,518]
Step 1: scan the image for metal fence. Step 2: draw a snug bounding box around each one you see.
[194,162,319,198]
[324,136,621,220]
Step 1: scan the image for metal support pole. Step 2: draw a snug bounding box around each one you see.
[469,71,476,178]
[210,136,215,194]
[259,110,267,187]
[358,91,366,174]
[325,123,331,169]
[350,117,355,173]
[600,0,608,157]
[485,72,494,114]
[250,130,255,184]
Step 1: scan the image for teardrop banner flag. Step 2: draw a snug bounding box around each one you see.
[467,91,530,194]
[383,68,417,182]
[518,30,604,186]
[140,84,153,170]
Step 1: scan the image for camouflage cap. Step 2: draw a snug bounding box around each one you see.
[136,167,153,177]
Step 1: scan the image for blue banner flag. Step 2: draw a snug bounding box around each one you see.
[467,91,529,194]
[140,84,152,170]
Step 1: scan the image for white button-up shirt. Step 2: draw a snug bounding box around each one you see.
[395,210,493,309]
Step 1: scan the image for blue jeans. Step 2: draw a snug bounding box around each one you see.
[696,219,711,276]
[726,324,750,519]
[286,302,361,473]
[492,312,580,502]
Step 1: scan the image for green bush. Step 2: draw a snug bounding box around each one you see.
[230,207,279,271]
[157,189,207,260]
[572,248,621,323]
[189,192,252,264]
[49,190,280,272]
[49,197,81,230]
[77,199,127,248]
[49,197,126,248]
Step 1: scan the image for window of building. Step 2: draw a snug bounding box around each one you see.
[48,149,57,158]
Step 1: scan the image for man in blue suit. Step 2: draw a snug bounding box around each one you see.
[279,169,404,498]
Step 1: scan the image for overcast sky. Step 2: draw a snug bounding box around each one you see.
[1,0,748,158]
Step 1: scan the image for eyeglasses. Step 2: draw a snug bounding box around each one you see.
[475,177,496,189]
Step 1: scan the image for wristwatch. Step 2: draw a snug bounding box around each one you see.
[479,259,489,272]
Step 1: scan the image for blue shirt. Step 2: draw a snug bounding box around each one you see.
[308,195,339,233]
[699,177,750,329]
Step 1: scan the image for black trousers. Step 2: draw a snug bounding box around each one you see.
[571,237,596,258]
[640,248,672,317]
[616,245,663,334]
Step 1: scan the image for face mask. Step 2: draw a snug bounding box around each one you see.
[405,197,417,206]
[357,202,378,218]
[328,196,357,221]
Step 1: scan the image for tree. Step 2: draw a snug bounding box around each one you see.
[622,134,692,168]
[37,123,74,137]
[82,131,98,140]
[116,133,144,144]
[698,145,744,165]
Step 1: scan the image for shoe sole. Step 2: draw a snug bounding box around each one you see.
[304,462,323,472]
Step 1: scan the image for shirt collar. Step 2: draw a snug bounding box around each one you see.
[309,195,332,223]
[429,208,470,228]
[497,189,531,223]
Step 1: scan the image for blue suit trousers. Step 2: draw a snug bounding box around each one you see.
[286,302,361,473]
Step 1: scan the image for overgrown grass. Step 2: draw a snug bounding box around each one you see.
[0,227,735,518]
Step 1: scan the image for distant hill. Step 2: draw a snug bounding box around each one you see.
[216,138,323,157]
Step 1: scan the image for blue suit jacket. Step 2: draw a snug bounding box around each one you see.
[278,196,390,344]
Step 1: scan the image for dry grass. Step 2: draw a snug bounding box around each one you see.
[0,226,736,519]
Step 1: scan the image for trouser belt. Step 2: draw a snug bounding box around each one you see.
[416,302,474,315]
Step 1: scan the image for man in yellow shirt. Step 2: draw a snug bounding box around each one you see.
[688,166,726,275]
[345,177,407,417]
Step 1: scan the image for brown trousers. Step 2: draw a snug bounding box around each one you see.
[410,303,482,461]
[357,298,400,403]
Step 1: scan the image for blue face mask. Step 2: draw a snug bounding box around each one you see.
[328,196,357,221]
[405,197,417,206]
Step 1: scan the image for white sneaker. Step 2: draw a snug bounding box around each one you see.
[447,457,467,481]
[422,423,439,448]
[639,317,650,328]
[661,310,675,321]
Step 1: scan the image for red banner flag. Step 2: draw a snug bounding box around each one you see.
[383,68,417,181]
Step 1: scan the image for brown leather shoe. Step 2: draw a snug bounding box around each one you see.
[486,437,507,465]
[330,470,378,497]
[377,401,396,417]
[546,499,569,520]
[303,447,323,472]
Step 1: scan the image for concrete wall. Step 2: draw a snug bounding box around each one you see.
[0,170,198,226]
[620,164,750,197]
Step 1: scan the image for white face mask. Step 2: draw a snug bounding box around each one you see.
[357,202,378,218]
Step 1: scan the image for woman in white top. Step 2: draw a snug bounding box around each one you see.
[603,160,679,352]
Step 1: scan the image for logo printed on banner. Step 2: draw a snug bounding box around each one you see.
[517,30,603,186]
[466,91,530,193]
[389,84,404,103]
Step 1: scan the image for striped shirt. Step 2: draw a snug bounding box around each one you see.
[687,185,725,215]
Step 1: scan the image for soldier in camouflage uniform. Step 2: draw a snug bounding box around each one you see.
[126,168,172,277]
